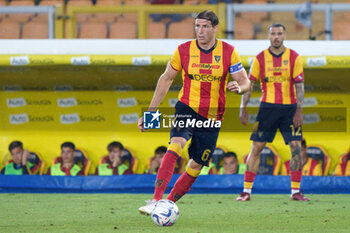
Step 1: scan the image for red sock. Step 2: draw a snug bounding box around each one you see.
[153,144,182,201]
[167,172,197,202]
[243,171,256,193]
[291,171,302,194]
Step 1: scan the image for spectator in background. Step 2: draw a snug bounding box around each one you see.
[145,146,184,174]
[333,150,350,176]
[47,142,84,176]
[219,152,246,175]
[1,141,31,175]
[281,139,322,176]
[96,141,132,175]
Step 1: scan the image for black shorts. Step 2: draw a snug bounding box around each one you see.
[170,101,221,167]
[250,102,302,144]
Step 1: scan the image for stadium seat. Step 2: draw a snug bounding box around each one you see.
[168,21,195,39]
[79,22,107,38]
[2,14,33,23]
[306,145,331,175]
[31,13,49,22]
[122,0,148,5]
[67,0,94,6]
[109,22,137,38]
[22,22,48,38]
[76,13,92,23]
[148,22,166,38]
[89,13,118,23]
[239,12,268,24]
[39,0,65,5]
[333,20,350,40]
[0,22,21,39]
[243,144,281,175]
[211,145,228,169]
[96,0,122,5]
[52,148,91,175]
[333,151,350,176]
[234,18,254,39]
[116,13,138,23]
[9,0,36,6]
[5,151,46,175]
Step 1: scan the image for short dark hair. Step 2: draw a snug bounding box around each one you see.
[155,146,167,155]
[107,141,124,152]
[224,151,237,159]
[61,141,75,150]
[195,10,219,27]
[269,23,286,31]
[9,141,23,152]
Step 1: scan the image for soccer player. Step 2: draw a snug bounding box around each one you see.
[138,10,250,215]
[1,141,31,175]
[236,23,309,201]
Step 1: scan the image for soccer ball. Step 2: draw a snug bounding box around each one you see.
[151,200,179,226]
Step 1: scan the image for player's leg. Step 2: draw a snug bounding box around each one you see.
[279,105,309,201]
[138,137,187,215]
[167,159,202,202]
[167,124,219,202]
[236,141,265,201]
[237,103,277,201]
[289,140,310,201]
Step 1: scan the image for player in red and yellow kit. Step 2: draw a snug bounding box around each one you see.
[138,10,250,215]
[237,23,309,201]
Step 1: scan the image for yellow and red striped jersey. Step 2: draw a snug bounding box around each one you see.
[170,39,243,120]
[249,48,304,105]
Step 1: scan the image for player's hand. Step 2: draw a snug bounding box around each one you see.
[293,108,303,128]
[239,107,248,126]
[227,81,241,94]
[138,116,146,132]
[22,149,30,165]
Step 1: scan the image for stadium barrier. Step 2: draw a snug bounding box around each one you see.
[1,175,350,194]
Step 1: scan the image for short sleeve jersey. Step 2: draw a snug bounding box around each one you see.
[249,48,304,105]
[170,39,243,120]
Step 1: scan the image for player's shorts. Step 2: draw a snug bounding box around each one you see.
[250,102,302,144]
[170,101,220,167]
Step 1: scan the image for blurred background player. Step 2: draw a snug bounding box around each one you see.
[96,141,133,175]
[237,23,309,201]
[333,149,350,176]
[1,141,31,175]
[219,151,246,175]
[281,138,322,176]
[47,142,84,176]
[138,10,250,215]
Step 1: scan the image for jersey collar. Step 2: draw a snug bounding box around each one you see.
[268,47,285,58]
[196,39,217,54]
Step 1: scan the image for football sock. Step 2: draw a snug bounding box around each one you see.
[167,166,201,202]
[153,143,182,201]
[243,171,256,194]
[291,170,302,195]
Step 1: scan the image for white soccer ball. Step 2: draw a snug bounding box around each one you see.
[151,200,179,226]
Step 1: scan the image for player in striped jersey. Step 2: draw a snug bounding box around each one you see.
[237,23,309,201]
[138,10,250,215]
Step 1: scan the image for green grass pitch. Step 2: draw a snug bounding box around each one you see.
[0,194,349,233]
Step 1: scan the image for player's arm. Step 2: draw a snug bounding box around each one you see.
[293,55,304,128]
[227,69,250,95]
[138,62,178,132]
[239,79,255,126]
[293,82,304,128]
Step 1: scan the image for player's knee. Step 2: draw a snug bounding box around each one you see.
[252,141,266,153]
[188,159,203,171]
[170,137,187,149]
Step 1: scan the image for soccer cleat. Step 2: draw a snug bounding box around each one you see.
[236,192,251,201]
[291,192,310,201]
[138,199,157,216]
